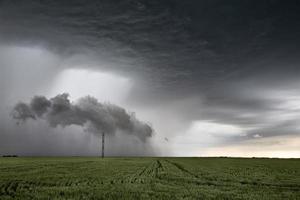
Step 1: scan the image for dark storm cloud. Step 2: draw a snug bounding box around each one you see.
[12,94,153,142]
[12,103,36,121]
[1,0,300,92]
[2,0,300,78]
[30,96,51,117]
[1,0,300,155]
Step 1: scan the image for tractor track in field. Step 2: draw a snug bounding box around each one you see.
[163,160,300,190]
[164,160,199,179]
[117,160,164,184]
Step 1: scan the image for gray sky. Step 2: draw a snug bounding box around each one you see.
[0,0,300,157]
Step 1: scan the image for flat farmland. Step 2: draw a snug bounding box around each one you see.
[0,157,299,199]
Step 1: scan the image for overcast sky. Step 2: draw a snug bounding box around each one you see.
[1,0,300,157]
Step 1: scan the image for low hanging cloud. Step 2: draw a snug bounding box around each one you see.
[11,93,153,142]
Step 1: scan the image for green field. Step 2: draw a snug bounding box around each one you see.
[0,157,299,199]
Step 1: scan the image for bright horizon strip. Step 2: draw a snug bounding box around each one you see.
[201,134,300,158]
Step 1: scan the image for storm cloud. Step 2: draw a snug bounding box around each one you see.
[1,0,300,157]
[12,94,153,142]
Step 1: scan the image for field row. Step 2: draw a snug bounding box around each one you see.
[0,157,299,199]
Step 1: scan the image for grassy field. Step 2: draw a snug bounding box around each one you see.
[0,157,299,199]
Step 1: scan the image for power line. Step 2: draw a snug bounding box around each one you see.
[101,132,105,158]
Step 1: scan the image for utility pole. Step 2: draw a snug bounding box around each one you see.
[101,132,105,158]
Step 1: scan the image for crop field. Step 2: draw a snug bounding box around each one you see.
[0,157,299,200]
